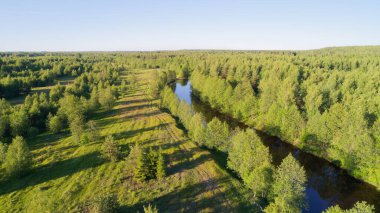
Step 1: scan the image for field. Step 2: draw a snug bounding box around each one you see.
[0,69,254,212]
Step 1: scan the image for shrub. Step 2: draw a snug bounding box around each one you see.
[82,194,119,213]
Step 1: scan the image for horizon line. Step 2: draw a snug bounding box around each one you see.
[1,45,380,53]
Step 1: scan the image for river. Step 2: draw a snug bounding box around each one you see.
[172,79,380,213]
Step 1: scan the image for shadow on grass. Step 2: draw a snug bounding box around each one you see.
[113,123,169,141]
[166,152,211,176]
[29,130,71,150]
[121,177,255,212]
[0,151,104,196]
[97,110,162,128]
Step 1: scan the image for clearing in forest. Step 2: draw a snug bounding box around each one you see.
[0,69,254,212]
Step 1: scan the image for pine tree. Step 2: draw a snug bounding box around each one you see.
[147,148,158,179]
[156,149,166,179]
[134,148,149,182]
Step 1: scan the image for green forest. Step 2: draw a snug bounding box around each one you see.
[0,48,379,212]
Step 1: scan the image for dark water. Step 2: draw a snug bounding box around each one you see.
[172,80,380,213]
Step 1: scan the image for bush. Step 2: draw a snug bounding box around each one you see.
[82,194,119,213]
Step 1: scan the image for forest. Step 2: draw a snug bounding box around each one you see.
[0,48,379,212]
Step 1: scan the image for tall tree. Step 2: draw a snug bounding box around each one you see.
[4,136,32,177]
[265,154,307,213]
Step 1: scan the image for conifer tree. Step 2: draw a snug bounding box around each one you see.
[156,149,166,179]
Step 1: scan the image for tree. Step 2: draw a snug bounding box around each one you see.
[323,201,375,213]
[70,116,85,143]
[4,136,32,177]
[49,83,65,102]
[48,115,63,134]
[87,120,100,142]
[156,149,166,179]
[0,142,6,164]
[101,135,121,162]
[265,154,307,213]
[134,147,150,182]
[0,114,8,140]
[189,113,206,146]
[227,129,273,198]
[205,117,230,151]
[99,86,116,110]
[10,109,30,136]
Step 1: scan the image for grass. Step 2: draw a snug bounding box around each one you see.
[7,75,75,105]
[0,69,255,212]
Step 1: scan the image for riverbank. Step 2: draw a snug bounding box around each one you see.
[171,79,380,211]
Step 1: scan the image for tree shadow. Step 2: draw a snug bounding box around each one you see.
[0,151,104,196]
[121,177,255,212]
[166,148,211,176]
[113,123,169,140]
[29,130,71,150]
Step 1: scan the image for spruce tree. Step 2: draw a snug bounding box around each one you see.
[134,148,149,182]
[156,149,166,179]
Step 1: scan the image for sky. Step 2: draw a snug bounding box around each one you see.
[0,0,379,51]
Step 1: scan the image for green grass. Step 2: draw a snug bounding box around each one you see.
[7,75,75,105]
[0,69,255,212]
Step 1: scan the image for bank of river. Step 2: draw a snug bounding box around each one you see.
[172,79,380,213]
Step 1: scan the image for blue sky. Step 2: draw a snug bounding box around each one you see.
[0,0,378,51]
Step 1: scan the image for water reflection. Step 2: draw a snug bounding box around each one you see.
[172,80,380,212]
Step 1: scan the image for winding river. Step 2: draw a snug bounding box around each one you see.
[172,80,380,213]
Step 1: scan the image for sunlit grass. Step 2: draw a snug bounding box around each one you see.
[0,69,255,212]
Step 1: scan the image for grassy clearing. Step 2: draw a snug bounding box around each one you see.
[7,75,75,105]
[0,69,254,212]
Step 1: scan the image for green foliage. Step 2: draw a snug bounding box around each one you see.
[134,146,150,182]
[143,204,158,213]
[204,117,230,151]
[227,129,273,198]
[323,201,375,213]
[156,149,166,179]
[0,142,6,164]
[9,109,30,136]
[189,113,206,146]
[4,136,32,177]
[101,135,122,162]
[49,83,65,102]
[87,120,100,142]
[82,194,119,213]
[134,147,162,182]
[70,115,85,143]
[99,86,116,110]
[48,114,63,134]
[265,154,307,213]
